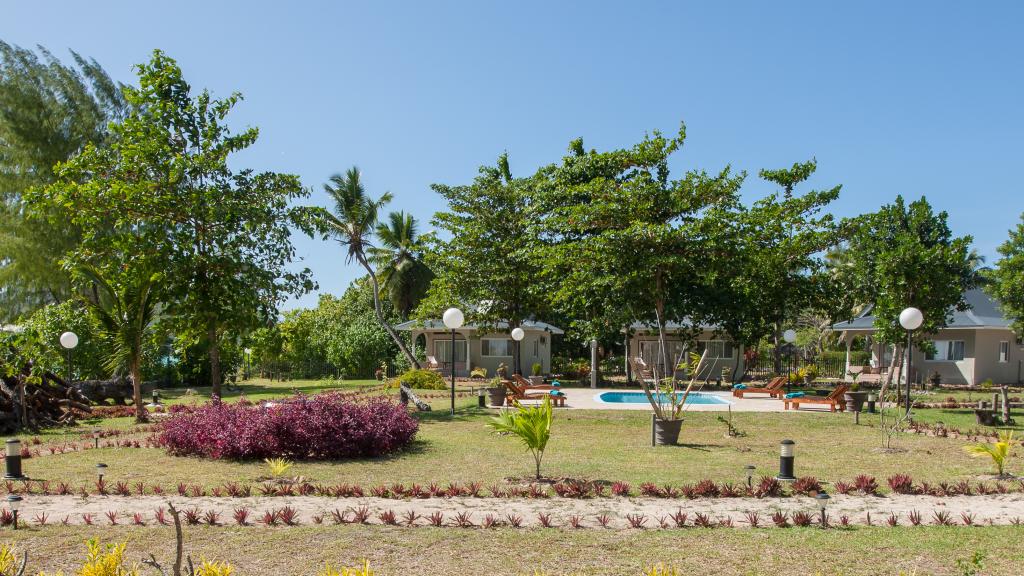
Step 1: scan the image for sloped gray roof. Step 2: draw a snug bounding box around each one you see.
[626,320,719,332]
[832,289,1011,331]
[394,319,564,335]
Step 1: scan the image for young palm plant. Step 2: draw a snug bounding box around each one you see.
[78,265,161,422]
[488,396,553,480]
[963,430,1015,476]
[322,167,418,367]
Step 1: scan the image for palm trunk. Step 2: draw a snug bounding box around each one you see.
[208,320,222,400]
[131,358,146,423]
[357,252,420,369]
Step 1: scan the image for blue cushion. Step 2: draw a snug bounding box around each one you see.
[732,384,747,390]
[550,390,564,396]
[552,380,561,387]
[784,392,806,399]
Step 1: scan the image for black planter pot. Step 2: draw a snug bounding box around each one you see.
[653,418,683,445]
[844,391,869,412]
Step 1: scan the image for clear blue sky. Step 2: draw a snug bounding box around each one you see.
[6,1,1022,310]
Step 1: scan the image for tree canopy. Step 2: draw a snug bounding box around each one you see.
[989,213,1024,336]
[28,50,316,397]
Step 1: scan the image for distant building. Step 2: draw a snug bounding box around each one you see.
[832,289,1022,385]
[394,319,563,377]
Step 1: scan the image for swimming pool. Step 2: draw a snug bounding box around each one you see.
[595,391,731,405]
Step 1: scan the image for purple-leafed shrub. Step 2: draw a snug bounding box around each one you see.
[854,475,879,496]
[791,477,822,496]
[158,394,419,460]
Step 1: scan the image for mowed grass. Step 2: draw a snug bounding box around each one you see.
[154,377,388,405]
[9,524,1024,575]
[26,402,1020,489]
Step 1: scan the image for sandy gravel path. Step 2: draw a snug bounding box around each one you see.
[21,493,1024,528]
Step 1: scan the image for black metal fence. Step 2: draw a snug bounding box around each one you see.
[744,354,850,381]
[247,361,402,381]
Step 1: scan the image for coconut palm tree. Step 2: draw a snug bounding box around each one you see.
[78,265,161,422]
[323,167,418,368]
[369,211,434,320]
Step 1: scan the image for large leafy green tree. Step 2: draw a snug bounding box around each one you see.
[30,50,315,398]
[421,153,546,353]
[322,167,417,367]
[715,160,842,373]
[989,214,1024,335]
[369,211,434,320]
[835,195,975,388]
[0,42,126,320]
[531,125,743,381]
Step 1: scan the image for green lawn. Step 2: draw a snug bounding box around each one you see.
[27,402,1021,490]
[153,377,387,405]
[8,524,1024,575]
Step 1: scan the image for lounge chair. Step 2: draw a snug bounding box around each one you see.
[783,384,849,412]
[732,376,786,398]
[505,378,566,407]
[425,356,441,372]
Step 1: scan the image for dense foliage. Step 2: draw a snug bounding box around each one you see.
[395,368,447,390]
[29,50,316,397]
[158,394,419,460]
[989,213,1024,336]
[0,42,126,320]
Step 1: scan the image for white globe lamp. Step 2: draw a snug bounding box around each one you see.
[899,307,923,330]
[59,331,79,350]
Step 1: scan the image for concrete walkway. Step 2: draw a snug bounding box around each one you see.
[516,388,795,412]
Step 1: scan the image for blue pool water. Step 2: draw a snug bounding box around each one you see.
[597,391,730,405]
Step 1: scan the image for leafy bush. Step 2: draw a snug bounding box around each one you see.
[158,393,418,460]
[531,362,543,376]
[396,368,447,390]
[488,397,553,479]
[470,367,488,379]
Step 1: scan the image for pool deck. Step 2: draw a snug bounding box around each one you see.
[534,388,792,412]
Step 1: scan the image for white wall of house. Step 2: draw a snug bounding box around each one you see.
[854,328,1022,385]
[420,330,552,377]
[627,329,744,381]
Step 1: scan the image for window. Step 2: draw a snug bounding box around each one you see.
[699,340,735,359]
[639,340,685,367]
[433,339,466,363]
[925,340,965,362]
[481,338,512,357]
[999,341,1009,363]
[532,339,539,357]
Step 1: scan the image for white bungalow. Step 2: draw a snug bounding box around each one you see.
[394,319,564,377]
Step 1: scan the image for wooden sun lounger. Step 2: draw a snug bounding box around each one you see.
[505,378,566,407]
[783,384,849,412]
[733,376,786,398]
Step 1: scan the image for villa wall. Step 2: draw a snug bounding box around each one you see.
[972,329,1023,384]
[626,329,744,381]
[421,330,552,377]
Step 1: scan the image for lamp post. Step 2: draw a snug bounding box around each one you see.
[783,329,797,393]
[243,348,252,381]
[442,308,464,416]
[59,331,79,386]
[744,464,756,490]
[816,492,830,528]
[899,307,923,418]
[511,327,525,377]
[96,463,107,484]
[6,495,20,530]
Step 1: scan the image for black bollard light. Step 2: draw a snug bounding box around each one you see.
[866,394,877,414]
[96,462,107,484]
[4,439,24,480]
[7,495,21,529]
[744,464,756,489]
[778,439,796,480]
[816,492,830,528]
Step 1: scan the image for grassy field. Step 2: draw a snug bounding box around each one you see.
[7,524,1024,575]
[27,398,1020,490]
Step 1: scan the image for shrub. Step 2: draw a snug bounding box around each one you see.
[887,474,916,494]
[396,368,447,390]
[158,394,418,460]
[531,362,543,376]
[791,476,822,496]
[470,367,488,379]
[487,397,553,479]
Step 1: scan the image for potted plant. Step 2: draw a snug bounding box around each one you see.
[843,377,869,413]
[638,350,708,446]
[485,377,507,407]
[929,370,942,388]
[529,362,544,386]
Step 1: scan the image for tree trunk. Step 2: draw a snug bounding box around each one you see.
[357,252,420,369]
[1001,385,1012,424]
[131,359,146,423]
[773,321,783,375]
[208,320,222,400]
